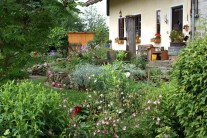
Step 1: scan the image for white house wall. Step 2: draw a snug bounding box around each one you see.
[109,0,191,50]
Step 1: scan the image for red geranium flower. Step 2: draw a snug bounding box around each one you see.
[155,33,161,37]
[74,106,82,114]
[70,106,82,118]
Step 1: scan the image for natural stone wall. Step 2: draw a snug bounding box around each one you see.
[27,63,49,75]
[47,69,73,89]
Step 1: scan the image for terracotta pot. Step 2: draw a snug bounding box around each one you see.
[118,40,124,44]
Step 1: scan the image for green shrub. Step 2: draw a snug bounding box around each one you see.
[171,36,207,137]
[0,81,69,137]
[131,54,147,70]
[7,69,28,80]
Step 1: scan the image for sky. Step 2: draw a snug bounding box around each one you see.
[78,0,108,19]
[78,0,109,25]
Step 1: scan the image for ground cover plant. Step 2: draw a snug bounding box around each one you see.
[0,81,69,137]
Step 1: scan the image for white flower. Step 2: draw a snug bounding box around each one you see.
[69,108,73,113]
[125,72,130,78]
[94,79,97,83]
[86,104,91,108]
[98,106,102,110]
[157,117,161,121]
[132,113,136,117]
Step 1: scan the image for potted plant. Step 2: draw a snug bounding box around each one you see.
[136,35,141,43]
[150,33,161,43]
[118,37,126,44]
[105,40,112,48]
[169,29,185,46]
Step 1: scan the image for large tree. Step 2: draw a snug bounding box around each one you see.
[0,0,82,80]
[82,6,109,44]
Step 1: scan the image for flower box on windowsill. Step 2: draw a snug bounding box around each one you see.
[136,39,141,44]
[118,40,124,44]
[150,38,161,43]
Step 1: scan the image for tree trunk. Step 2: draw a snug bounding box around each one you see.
[4,54,11,70]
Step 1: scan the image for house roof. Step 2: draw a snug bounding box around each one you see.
[85,0,103,6]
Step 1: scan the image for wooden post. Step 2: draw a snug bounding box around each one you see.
[125,16,136,57]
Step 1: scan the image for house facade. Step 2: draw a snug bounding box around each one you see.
[86,0,202,53]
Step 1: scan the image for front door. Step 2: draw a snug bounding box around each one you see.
[172,5,183,31]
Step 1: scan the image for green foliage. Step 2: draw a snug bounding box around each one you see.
[82,6,109,45]
[0,0,82,80]
[0,81,69,137]
[47,27,68,48]
[169,29,184,43]
[171,36,207,137]
[116,50,126,61]
[173,36,207,95]
[70,64,105,90]
[131,54,147,70]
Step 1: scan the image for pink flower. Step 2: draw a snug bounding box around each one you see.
[132,113,136,117]
[123,126,127,131]
[52,82,55,87]
[57,83,62,88]
[114,131,119,138]
[102,129,107,134]
[147,100,151,104]
[48,70,52,75]
[154,100,161,105]
[101,120,105,124]
[145,106,151,110]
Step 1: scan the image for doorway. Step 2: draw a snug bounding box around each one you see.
[171,5,183,31]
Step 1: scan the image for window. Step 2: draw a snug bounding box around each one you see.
[135,15,141,36]
[156,10,161,34]
[172,6,183,31]
[118,18,124,38]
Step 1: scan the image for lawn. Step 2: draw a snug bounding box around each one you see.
[29,75,88,105]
